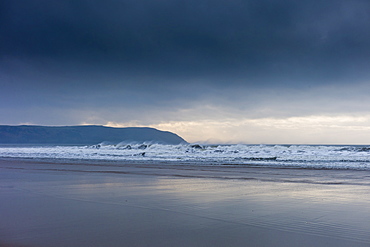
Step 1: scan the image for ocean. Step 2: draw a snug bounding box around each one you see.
[1,143,370,170]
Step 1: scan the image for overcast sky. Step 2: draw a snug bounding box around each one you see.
[1,0,370,144]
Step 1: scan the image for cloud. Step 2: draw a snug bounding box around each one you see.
[108,114,370,144]
[2,0,369,82]
[1,0,370,143]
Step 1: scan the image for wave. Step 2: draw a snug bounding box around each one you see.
[1,143,370,170]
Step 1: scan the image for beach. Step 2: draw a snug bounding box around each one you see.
[1,158,370,247]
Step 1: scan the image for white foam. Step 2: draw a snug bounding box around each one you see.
[1,144,370,170]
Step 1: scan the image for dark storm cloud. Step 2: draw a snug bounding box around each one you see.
[1,0,370,127]
[2,0,370,86]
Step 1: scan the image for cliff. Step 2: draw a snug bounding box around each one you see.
[0,125,187,145]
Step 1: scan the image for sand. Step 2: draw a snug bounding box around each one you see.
[0,159,370,247]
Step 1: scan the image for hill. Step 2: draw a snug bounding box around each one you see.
[0,125,187,145]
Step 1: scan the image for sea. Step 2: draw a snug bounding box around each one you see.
[1,143,370,170]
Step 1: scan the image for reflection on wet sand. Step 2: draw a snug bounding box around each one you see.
[0,159,369,247]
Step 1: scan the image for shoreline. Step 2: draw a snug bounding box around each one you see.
[1,158,369,186]
[1,159,370,246]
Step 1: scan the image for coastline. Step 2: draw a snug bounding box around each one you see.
[1,159,370,246]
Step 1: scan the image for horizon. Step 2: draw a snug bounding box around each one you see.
[1,1,370,144]
[2,124,370,146]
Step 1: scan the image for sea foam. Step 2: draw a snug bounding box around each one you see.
[1,144,370,170]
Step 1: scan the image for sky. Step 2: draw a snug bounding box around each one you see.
[1,0,370,144]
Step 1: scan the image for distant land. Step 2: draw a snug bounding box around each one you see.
[0,125,187,145]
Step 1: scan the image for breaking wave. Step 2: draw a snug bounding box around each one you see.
[1,143,370,170]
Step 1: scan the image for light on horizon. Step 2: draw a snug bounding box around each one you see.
[101,115,370,144]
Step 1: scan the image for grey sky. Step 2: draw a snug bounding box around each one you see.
[1,0,370,143]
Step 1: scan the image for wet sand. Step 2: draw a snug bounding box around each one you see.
[1,159,370,247]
